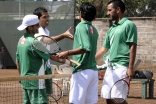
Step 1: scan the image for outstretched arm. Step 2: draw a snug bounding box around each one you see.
[95,47,108,62]
[50,55,72,66]
[41,27,73,44]
[56,48,88,58]
[51,27,74,41]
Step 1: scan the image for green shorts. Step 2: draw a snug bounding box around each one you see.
[23,89,47,104]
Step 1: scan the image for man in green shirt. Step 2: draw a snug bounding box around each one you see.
[16,14,71,104]
[96,0,137,104]
[57,2,99,104]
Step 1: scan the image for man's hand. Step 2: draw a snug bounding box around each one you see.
[126,68,135,81]
[62,27,74,40]
[56,51,68,59]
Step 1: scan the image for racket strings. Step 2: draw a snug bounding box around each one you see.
[48,82,62,104]
[33,40,51,53]
[111,98,125,104]
[49,42,61,54]
[33,39,60,55]
[33,35,81,66]
[110,77,130,103]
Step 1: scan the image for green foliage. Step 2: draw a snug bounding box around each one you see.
[76,0,156,18]
[77,0,94,4]
[1,0,156,18]
[93,0,108,18]
[123,0,156,17]
[75,0,92,12]
[75,0,108,18]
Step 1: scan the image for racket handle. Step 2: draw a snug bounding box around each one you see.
[134,59,141,70]
[68,58,81,67]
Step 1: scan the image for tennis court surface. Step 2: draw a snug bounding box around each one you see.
[0,69,156,104]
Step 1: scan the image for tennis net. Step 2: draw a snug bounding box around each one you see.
[0,74,71,104]
[0,70,156,104]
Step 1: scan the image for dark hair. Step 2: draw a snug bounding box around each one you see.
[80,2,96,21]
[108,0,125,13]
[33,7,48,18]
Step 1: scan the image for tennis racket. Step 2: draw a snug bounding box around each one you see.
[32,35,81,66]
[48,82,62,104]
[109,59,141,103]
[110,77,129,103]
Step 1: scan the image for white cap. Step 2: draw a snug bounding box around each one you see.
[17,14,39,31]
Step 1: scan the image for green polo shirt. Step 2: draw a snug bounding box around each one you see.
[72,21,99,73]
[16,33,51,89]
[103,17,137,67]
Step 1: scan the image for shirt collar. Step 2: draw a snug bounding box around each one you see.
[113,17,128,27]
[38,26,49,35]
[80,20,92,25]
[24,33,34,38]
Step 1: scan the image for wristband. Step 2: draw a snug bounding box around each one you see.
[65,59,70,65]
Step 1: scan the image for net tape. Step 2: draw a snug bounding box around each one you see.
[0,74,72,82]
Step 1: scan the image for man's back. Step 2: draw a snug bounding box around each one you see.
[72,21,98,73]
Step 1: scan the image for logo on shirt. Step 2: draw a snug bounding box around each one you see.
[20,38,26,44]
[90,26,94,34]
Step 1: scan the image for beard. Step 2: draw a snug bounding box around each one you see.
[109,12,118,21]
[110,15,118,21]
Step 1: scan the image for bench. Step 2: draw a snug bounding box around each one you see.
[131,79,155,99]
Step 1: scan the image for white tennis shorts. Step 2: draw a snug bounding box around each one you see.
[101,66,129,100]
[69,69,98,104]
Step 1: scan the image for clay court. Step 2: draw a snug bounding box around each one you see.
[0,69,156,104]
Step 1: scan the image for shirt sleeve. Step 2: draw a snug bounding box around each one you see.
[30,47,51,62]
[16,51,19,62]
[103,29,111,49]
[126,22,137,44]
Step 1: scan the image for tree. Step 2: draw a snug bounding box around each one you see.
[123,0,156,17]
[76,0,156,18]
[75,0,93,16]
[75,0,108,18]
[1,0,156,17]
[93,0,108,18]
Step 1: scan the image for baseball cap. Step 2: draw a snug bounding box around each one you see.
[17,14,39,31]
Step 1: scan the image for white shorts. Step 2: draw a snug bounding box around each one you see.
[69,69,98,104]
[101,66,129,100]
